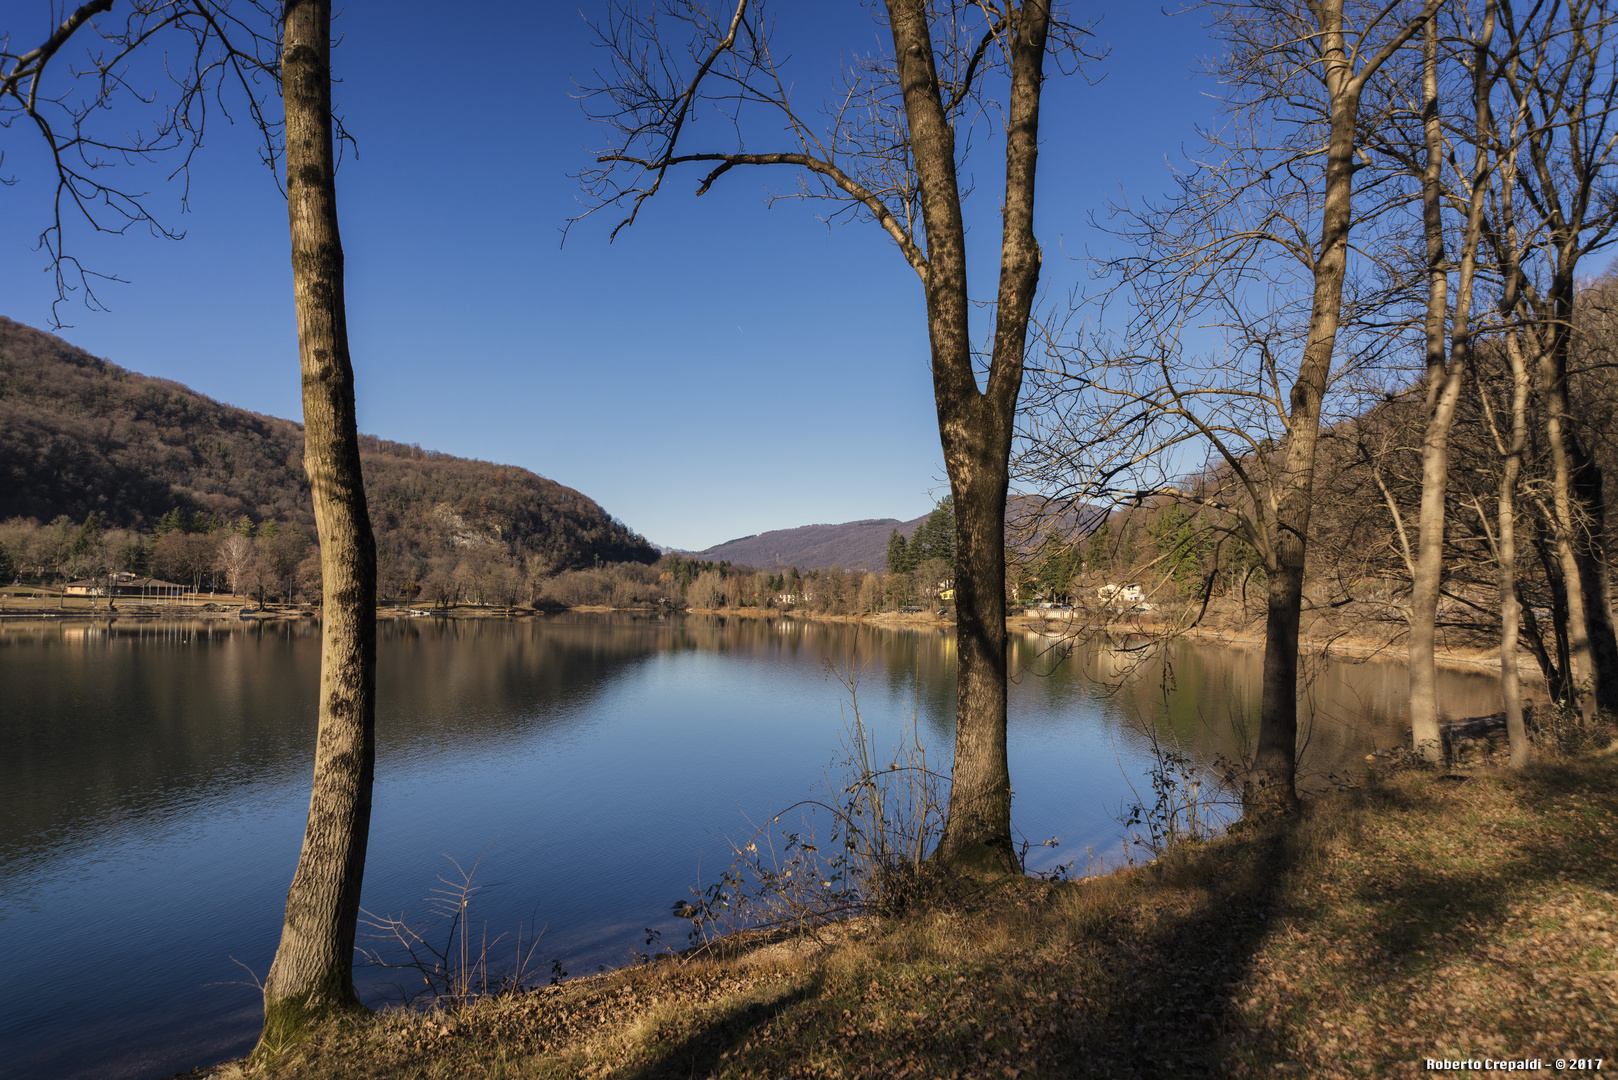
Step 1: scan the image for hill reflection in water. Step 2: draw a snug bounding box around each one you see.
[0,612,1501,1080]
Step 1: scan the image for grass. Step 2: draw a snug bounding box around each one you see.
[202,751,1617,1079]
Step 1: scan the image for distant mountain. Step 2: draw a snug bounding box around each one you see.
[0,316,657,569]
[693,494,1110,573]
[694,516,929,572]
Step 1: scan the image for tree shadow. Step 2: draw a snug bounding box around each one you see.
[616,973,823,1080]
[1043,828,1296,1078]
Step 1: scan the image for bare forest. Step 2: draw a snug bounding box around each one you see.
[1017,0,1618,797]
[5,0,1618,1073]
[0,316,659,607]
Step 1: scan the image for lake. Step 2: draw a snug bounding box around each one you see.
[0,612,1503,1079]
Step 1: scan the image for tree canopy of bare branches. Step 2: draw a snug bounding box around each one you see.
[577,0,1095,869]
[1,0,281,323]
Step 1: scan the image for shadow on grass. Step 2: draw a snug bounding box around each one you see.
[1047,828,1295,1078]
[617,974,823,1080]
[1212,760,1618,1074]
[1350,762,1617,967]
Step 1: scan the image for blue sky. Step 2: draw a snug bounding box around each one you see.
[1,2,1224,551]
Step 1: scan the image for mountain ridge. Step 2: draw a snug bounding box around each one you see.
[689,515,930,572]
[0,316,657,570]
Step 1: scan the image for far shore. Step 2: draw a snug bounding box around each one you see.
[676,602,1538,682]
[0,591,1535,681]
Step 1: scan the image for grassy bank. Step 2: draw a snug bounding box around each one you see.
[194,750,1617,1080]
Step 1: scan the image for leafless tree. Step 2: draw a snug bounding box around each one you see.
[1,0,279,324]
[576,0,1094,869]
[257,0,377,1050]
[216,530,254,596]
[1353,2,1501,759]
[1480,0,1618,724]
[1022,0,1440,816]
[5,0,379,1051]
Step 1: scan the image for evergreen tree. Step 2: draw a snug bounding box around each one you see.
[1085,518,1111,575]
[886,529,912,574]
[913,496,956,570]
[1118,519,1137,570]
[1148,504,1205,589]
[69,513,100,559]
[154,507,185,537]
[1034,539,1081,601]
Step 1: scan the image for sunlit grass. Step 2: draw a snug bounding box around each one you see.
[232,750,1618,1079]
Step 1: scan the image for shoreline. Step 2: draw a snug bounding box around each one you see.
[683,603,1529,680]
[0,600,1533,681]
[168,750,1618,1079]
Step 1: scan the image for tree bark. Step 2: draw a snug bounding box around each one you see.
[1566,410,1618,712]
[1247,2,1356,819]
[1499,0,1618,722]
[1245,0,1439,818]
[1410,9,1494,761]
[259,0,377,1053]
[1406,15,1454,762]
[886,0,1048,871]
[1538,278,1600,724]
[1498,331,1531,767]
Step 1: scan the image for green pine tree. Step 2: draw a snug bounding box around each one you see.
[69,513,101,558]
[1085,518,1111,574]
[886,529,912,574]
[154,507,185,536]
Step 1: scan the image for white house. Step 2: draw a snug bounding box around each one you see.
[1097,583,1152,612]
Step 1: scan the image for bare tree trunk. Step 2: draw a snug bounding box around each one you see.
[1411,9,1495,761]
[1248,0,1358,818]
[1491,0,1618,722]
[1499,332,1531,766]
[1407,15,1455,761]
[259,0,377,1053]
[886,0,1048,872]
[1244,0,1439,818]
[1567,419,1618,711]
[1538,283,1599,725]
[1532,520,1574,695]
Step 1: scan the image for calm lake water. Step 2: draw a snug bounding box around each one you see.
[0,612,1503,1079]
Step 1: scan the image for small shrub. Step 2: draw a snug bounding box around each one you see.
[357,852,544,1007]
[673,659,952,948]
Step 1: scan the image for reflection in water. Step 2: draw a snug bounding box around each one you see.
[0,613,1500,1080]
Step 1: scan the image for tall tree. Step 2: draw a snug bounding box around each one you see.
[1358,4,1499,759]
[580,0,1089,869]
[1026,0,1439,815]
[258,0,377,1050]
[4,0,377,1046]
[1238,0,1440,813]
[1491,0,1618,722]
[886,528,913,575]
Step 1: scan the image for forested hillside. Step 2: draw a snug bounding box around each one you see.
[0,317,657,576]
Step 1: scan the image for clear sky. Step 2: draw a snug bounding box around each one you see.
[1,2,1225,552]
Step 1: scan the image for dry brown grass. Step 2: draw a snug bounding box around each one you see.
[201,751,1616,1079]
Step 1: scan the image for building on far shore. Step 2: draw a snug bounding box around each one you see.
[63,573,189,601]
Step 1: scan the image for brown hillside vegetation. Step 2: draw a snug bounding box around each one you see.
[0,317,656,571]
[694,518,930,573]
[195,752,1617,1080]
